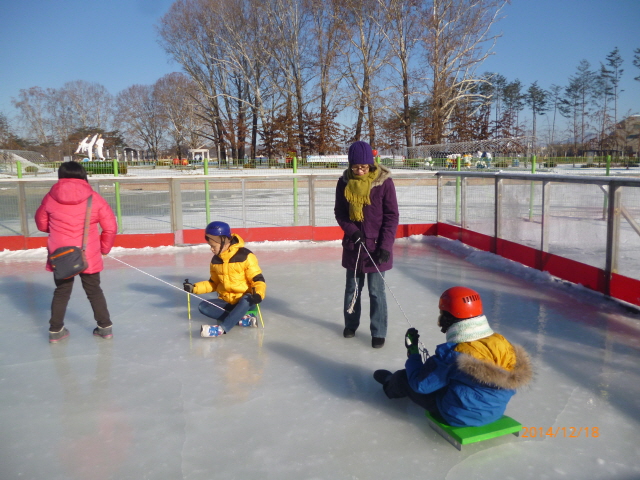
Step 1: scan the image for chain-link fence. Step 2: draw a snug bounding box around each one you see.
[406,136,535,170]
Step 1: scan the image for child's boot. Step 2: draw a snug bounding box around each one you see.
[49,327,70,343]
[237,314,257,327]
[201,325,225,337]
[93,326,113,339]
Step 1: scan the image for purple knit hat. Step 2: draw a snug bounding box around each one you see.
[348,141,374,165]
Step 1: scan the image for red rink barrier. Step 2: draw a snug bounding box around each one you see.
[2,222,638,307]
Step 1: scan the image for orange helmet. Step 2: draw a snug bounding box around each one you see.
[439,286,483,319]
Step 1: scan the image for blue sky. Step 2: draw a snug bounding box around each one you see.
[1,0,639,132]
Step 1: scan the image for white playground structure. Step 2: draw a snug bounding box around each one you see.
[0,150,55,175]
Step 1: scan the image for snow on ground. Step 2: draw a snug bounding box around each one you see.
[1,236,640,479]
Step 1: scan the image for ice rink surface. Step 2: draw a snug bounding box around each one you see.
[1,236,640,480]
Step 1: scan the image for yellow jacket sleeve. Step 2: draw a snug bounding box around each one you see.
[245,253,266,300]
[193,279,215,295]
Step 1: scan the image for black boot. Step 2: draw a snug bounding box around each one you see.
[373,369,392,385]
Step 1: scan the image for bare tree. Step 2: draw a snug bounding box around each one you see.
[307,0,348,154]
[0,112,25,149]
[12,87,50,144]
[260,0,316,155]
[115,84,167,159]
[419,0,509,143]
[158,0,234,160]
[44,87,77,156]
[375,0,421,148]
[59,80,113,131]
[12,80,114,157]
[216,0,276,158]
[155,72,207,159]
[336,0,390,145]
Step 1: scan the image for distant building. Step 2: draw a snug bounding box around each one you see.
[605,115,640,157]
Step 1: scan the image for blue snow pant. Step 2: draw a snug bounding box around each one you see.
[343,269,387,338]
[198,295,252,333]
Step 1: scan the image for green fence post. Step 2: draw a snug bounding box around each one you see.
[293,155,299,225]
[529,155,536,221]
[455,156,461,224]
[113,159,123,233]
[17,160,22,179]
[204,157,210,224]
[606,154,611,176]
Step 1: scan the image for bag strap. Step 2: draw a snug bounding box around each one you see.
[81,195,93,251]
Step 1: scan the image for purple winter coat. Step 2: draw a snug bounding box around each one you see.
[334,164,399,273]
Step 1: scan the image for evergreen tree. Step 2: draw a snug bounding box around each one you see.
[524,81,548,148]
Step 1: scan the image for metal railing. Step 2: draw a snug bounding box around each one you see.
[436,171,640,285]
[2,171,640,293]
[0,172,438,238]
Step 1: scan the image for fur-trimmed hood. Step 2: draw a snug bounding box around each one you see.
[456,344,533,390]
[340,163,392,187]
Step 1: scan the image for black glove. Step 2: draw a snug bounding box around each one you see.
[350,230,363,244]
[183,279,194,293]
[377,248,390,264]
[248,293,262,304]
[405,328,420,356]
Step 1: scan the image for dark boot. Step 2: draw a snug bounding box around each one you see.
[49,327,70,343]
[93,326,113,339]
[373,369,392,385]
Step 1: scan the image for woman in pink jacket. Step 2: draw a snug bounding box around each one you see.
[35,162,117,343]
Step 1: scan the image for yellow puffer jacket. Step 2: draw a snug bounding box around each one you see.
[193,234,266,305]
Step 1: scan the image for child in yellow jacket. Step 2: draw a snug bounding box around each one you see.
[183,221,266,337]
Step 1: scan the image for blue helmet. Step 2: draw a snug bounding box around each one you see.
[205,221,231,238]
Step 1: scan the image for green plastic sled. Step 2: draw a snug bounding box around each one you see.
[425,411,522,450]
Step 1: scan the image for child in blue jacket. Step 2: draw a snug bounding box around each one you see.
[374,286,533,427]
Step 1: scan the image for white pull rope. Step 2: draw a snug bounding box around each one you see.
[106,255,227,312]
[346,244,362,314]
[360,244,430,359]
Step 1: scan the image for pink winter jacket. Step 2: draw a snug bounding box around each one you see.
[35,178,117,274]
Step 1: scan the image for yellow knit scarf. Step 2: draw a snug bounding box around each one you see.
[344,168,379,221]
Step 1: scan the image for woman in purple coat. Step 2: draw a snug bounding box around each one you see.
[334,141,399,348]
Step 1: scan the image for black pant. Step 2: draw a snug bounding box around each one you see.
[50,272,111,331]
[383,369,440,413]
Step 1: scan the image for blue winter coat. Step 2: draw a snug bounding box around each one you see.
[334,165,399,273]
[405,341,533,427]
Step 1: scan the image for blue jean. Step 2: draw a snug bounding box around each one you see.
[198,295,252,333]
[343,269,387,338]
